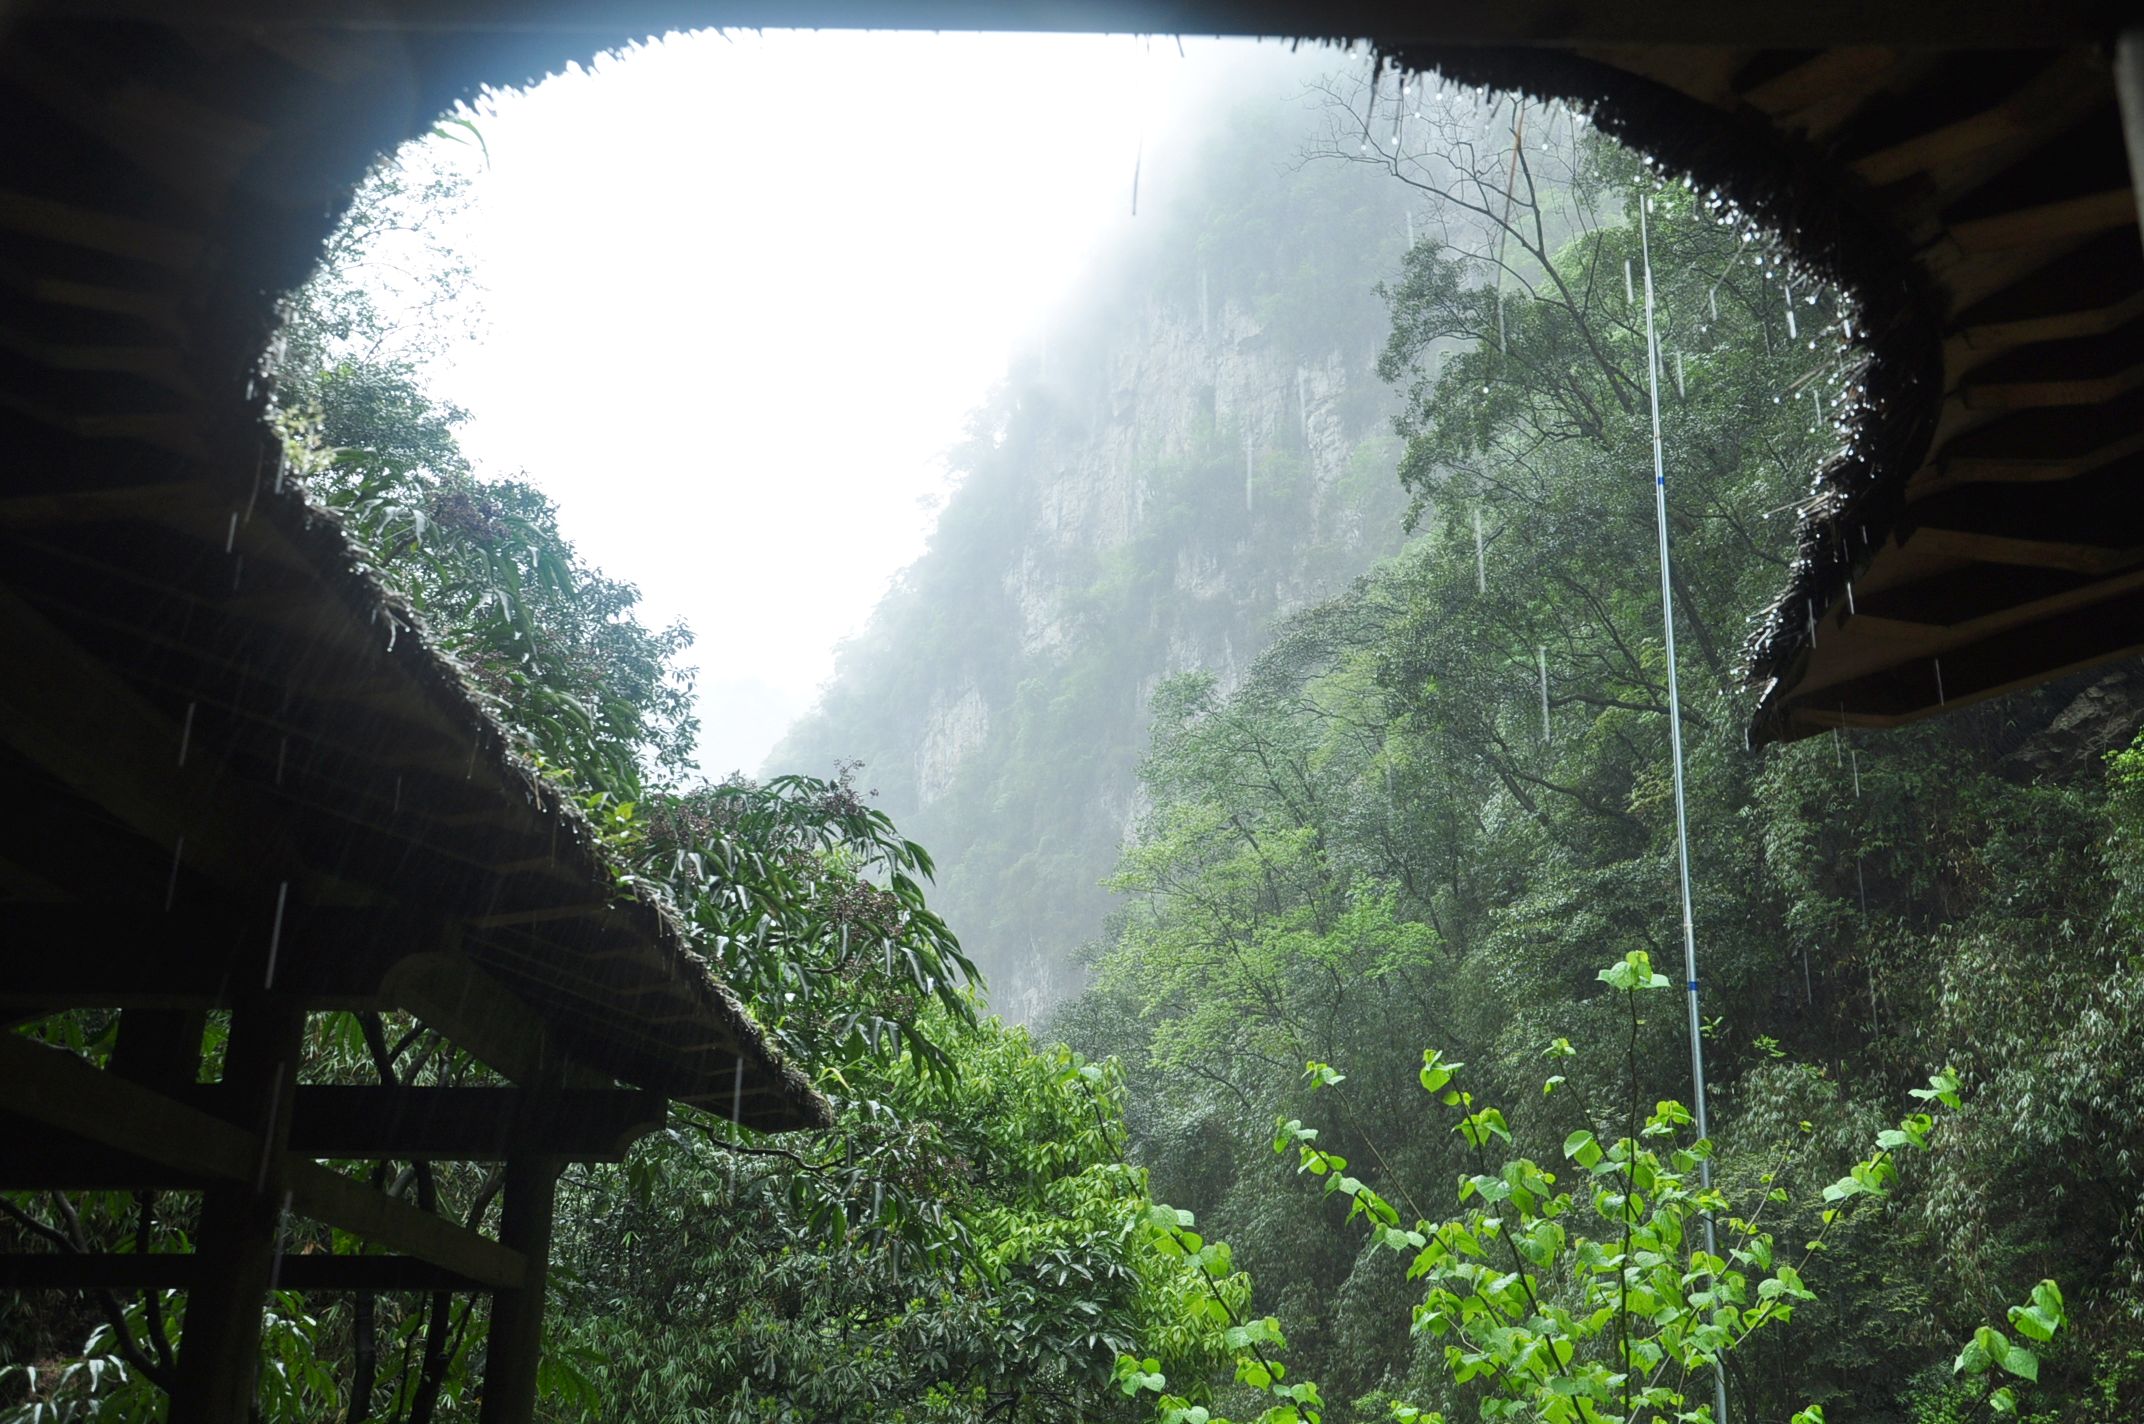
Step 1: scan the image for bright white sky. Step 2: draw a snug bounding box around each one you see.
[426,29,1314,777]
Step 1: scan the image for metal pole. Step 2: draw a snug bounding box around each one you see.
[1639,193,1730,1424]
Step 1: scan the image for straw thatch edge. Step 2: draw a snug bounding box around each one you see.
[1375,43,1945,748]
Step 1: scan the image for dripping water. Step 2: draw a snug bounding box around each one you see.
[1537,647,1550,742]
[264,880,289,989]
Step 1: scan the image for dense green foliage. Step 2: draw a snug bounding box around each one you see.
[9,66,2142,1424]
[1,141,1250,1424]
[1053,126,2144,1422]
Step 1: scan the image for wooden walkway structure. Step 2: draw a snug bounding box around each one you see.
[2,2,2140,1420]
[0,13,833,1420]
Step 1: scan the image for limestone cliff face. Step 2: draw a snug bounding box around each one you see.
[772,111,1420,1019]
[996,296,1385,679]
[916,683,989,806]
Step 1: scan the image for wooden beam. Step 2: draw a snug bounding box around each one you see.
[1959,361,2144,412]
[0,394,202,453]
[0,904,425,1012]
[279,1254,497,1292]
[1950,230,2144,351]
[383,949,557,1085]
[0,1252,495,1294]
[1778,581,2144,737]
[0,1028,257,1183]
[1852,564,2144,636]
[1847,54,2106,190]
[1938,387,2144,481]
[0,323,195,394]
[0,1130,217,1189]
[0,188,202,269]
[1948,188,2136,252]
[37,0,2128,47]
[0,1253,199,1290]
[1906,527,2144,574]
[224,1084,663,1161]
[1,1032,527,1289]
[1737,48,1899,121]
[0,582,285,891]
[284,1158,525,1291]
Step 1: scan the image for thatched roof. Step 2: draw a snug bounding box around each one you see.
[0,4,832,1127]
[1374,36,2141,745]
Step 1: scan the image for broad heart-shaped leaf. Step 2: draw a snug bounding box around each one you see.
[1956,1325,2007,1377]
[1998,1342,2040,1382]
[2009,1303,2058,1343]
[1563,1130,1603,1168]
[2008,1278,2065,1342]
[1598,950,1670,992]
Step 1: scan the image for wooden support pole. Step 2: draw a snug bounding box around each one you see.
[2118,27,2144,254]
[170,996,302,1424]
[108,1007,205,1088]
[477,1154,561,1424]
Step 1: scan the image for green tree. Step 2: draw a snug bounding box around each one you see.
[1063,101,2144,1423]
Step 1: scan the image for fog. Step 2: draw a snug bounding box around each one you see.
[423,29,1344,777]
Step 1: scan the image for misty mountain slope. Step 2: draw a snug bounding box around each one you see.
[769,89,1428,1016]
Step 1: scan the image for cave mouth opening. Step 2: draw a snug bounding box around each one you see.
[272,27,1849,813]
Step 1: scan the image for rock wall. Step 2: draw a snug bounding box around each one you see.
[771,101,1425,1018]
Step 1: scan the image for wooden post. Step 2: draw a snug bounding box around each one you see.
[108,1008,205,1088]
[170,997,301,1424]
[2119,27,2144,253]
[478,1154,561,1424]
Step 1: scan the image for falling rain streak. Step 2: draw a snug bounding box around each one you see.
[728,1054,746,1192]
[267,1191,296,1291]
[1537,647,1550,742]
[255,1071,283,1192]
[264,880,290,989]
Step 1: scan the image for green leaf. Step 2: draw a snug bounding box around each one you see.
[1598,951,1669,992]
[1998,1343,2040,1382]
[2009,1278,2065,1343]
